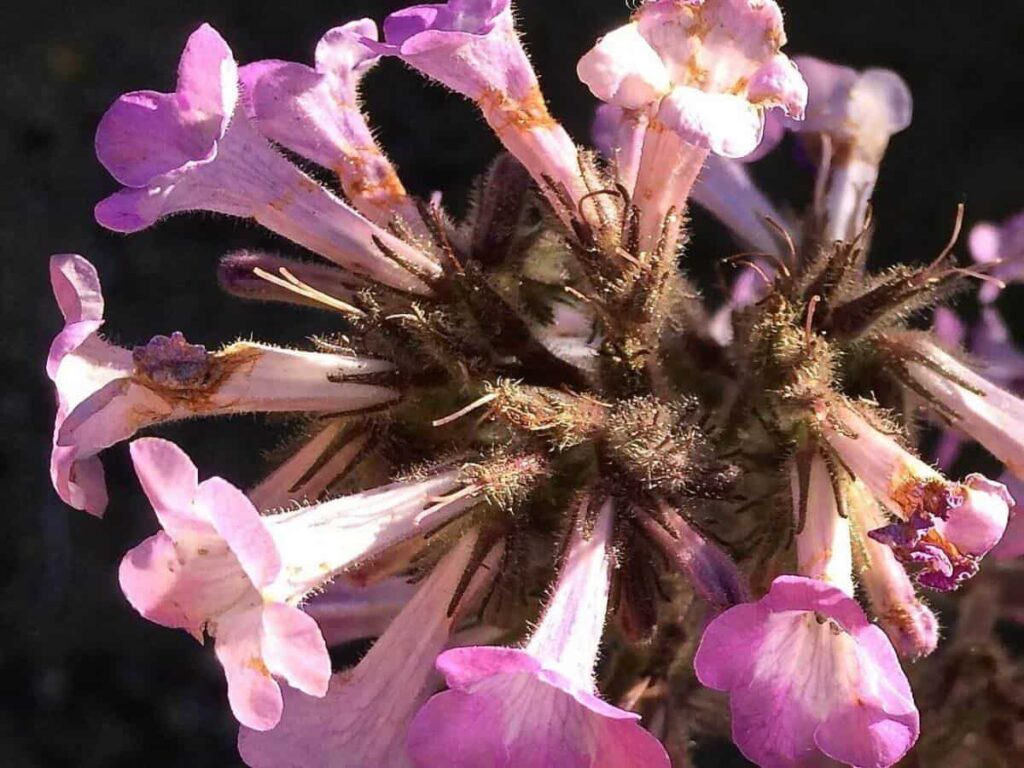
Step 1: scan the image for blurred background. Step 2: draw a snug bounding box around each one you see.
[1,0,1021,765]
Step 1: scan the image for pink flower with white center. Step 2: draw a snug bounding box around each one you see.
[578,0,806,249]
[121,438,488,729]
[241,21,424,232]
[847,479,939,659]
[406,500,670,768]
[786,56,913,242]
[94,23,438,294]
[365,0,586,212]
[694,575,919,768]
[694,449,919,767]
[819,400,1013,590]
[970,211,1024,303]
[119,438,330,730]
[47,254,112,516]
[238,529,500,767]
[46,256,397,515]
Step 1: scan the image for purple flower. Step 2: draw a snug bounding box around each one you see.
[242,20,424,232]
[238,530,499,767]
[848,480,939,658]
[695,576,919,768]
[820,400,1013,588]
[94,24,438,293]
[970,211,1024,303]
[367,0,585,211]
[785,56,913,242]
[406,500,670,767]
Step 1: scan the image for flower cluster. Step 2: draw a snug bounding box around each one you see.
[48,1,1024,765]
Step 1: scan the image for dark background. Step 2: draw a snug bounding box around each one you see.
[1,1,1021,765]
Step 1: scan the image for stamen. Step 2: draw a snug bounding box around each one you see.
[419,484,481,521]
[432,392,498,427]
[805,295,822,352]
[762,216,797,268]
[928,203,966,269]
[253,267,366,317]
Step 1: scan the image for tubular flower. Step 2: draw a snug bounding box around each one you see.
[241,20,424,232]
[407,500,670,768]
[889,331,1024,477]
[121,438,502,728]
[819,400,1013,590]
[366,0,586,211]
[970,211,1024,303]
[48,3,1024,764]
[785,56,913,242]
[94,24,438,293]
[578,0,806,249]
[695,576,919,768]
[119,438,331,731]
[46,256,396,514]
[238,530,501,767]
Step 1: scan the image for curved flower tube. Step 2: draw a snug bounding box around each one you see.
[47,255,398,515]
[366,0,586,213]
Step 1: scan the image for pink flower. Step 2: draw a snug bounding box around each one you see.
[241,21,424,232]
[970,211,1024,303]
[94,23,438,293]
[119,438,330,730]
[406,500,670,767]
[121,438,492,729]
[578,0,805,250]
[46,256,397,516]
[695,576,919,768]
[366,0,585,211]
[786,56,913,242]
[820,400,1013,590]
[47,254,114,515]
[238,529,500,767]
